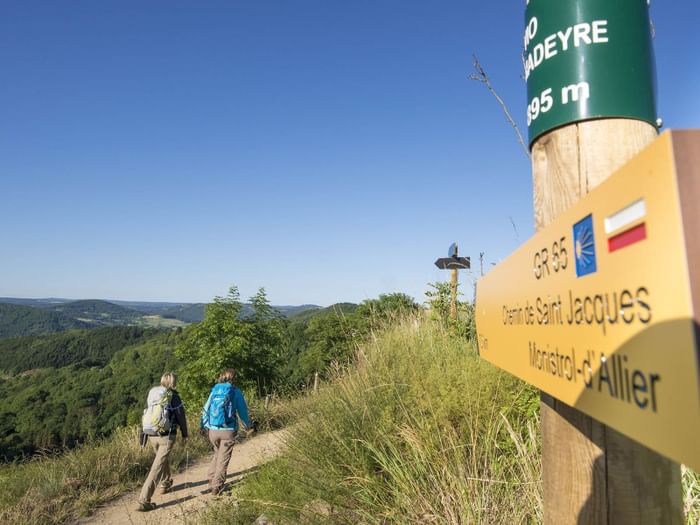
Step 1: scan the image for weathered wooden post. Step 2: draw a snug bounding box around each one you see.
[526,2,681,522]
[450,268,459,320]
[475,1,700,523]
[435,243,471,321]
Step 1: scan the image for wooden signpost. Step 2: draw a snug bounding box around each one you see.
[475,1,694,522]
[477,130,700,470]
[435,243,470,320]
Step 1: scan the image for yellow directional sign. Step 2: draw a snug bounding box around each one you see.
[476,130,700,470]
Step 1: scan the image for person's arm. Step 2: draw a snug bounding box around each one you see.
[234,388,251,429]
[171,392,188,438]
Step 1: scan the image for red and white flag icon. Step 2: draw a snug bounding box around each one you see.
[604,199,647,252]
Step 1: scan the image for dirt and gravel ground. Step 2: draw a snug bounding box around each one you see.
[80,429,288,525]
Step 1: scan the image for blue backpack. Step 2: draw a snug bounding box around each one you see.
[207,383,235,427]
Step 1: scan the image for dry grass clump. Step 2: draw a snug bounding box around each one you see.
[684,465,700,524]
[0,421,210,524]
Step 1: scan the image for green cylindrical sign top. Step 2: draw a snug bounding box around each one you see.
[525,0,658,147]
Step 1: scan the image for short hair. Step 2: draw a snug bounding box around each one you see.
[217,368,236,384]
[160,372,177,389]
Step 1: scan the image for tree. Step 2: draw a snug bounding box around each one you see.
[425,281,475,340]
[175,286,286,406]
[355,292,420,329]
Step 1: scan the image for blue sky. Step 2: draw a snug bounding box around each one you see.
[1,1,698,305]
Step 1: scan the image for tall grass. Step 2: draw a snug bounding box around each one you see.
[203,316,542,524]
[684,466,700,524]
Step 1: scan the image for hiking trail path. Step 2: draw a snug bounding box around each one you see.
[80,429,288,525]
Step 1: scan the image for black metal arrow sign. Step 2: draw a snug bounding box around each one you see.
[434,256,471,270]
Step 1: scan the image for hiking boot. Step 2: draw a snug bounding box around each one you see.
[136,501,156,512]
[159,479,173,494]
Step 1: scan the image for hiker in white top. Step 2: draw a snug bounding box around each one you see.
[137,372,188,512]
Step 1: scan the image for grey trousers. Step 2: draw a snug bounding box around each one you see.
[139,435,175,503]
[207,429,236,493]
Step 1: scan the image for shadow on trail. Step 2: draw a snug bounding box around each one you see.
[167,465,261,501]
[155,494,197,511]
[171,479,208,492]
[227,465,260,479]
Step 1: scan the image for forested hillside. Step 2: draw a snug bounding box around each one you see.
[0,304,90,339]
[0,298,324,337]
[0,330,180,460]
[44,300,142,326]
[160,302,206,322]
[0,326,159,374]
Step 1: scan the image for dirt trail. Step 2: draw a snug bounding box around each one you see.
[81,429,288,525]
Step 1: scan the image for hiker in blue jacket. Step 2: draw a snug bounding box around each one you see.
[200,368,252,495]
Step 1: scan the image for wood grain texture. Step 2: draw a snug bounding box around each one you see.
[578,120,658,192]
[541,393,606,524]
[532,119,682,524]
[450,269,458,320]
[606,426,682,524]
[531,124,581,227]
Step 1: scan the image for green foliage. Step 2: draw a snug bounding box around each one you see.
[355,292,419,323]
[201,317,542,524]
[0,330,181,461]
[175,286,287,406]
[281,294,420,391]
[0,304,90,339]
[286,311,358,388]
[425,281,476,340]
[0,326,157,374]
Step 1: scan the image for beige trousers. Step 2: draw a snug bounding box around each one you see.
[139,435,175,503]
[207,429,236,493]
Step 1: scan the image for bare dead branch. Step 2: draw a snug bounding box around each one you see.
[468,53,530,159]
[508,215,520,243]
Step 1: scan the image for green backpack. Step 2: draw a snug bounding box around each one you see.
[142,386,173,435]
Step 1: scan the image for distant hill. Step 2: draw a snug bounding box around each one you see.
[0,303,91,339]
[276,304,322,318]
[288,302,357,323]
[45,300,142,326]
[0,297,324,329]
[162,303,321,323]
[161,303,206,323]
[109,300,194,315]
[0,297,73,309]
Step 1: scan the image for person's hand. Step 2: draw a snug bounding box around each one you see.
[246,422,258,437]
